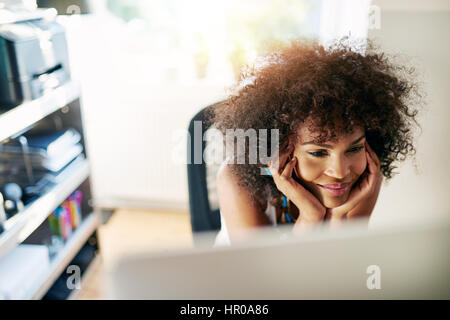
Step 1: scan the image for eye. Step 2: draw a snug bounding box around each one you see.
[347,146,364,153]
[307,150,328,158]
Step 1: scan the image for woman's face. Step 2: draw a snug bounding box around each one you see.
[292,125,367,208]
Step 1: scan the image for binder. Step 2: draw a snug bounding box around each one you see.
[25,128,81,158]
[0,143,83,172]
[0,128,83,172]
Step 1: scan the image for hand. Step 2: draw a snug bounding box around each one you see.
[268,151,326,227]
[325,141,383,225]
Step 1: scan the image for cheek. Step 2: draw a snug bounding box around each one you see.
[296,157,324,181]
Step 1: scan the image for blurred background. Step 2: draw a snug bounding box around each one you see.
[62,0,324,210]
[0,0,448,300]
[51,0,450,222]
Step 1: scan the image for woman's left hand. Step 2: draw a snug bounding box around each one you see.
[325,141,383,225]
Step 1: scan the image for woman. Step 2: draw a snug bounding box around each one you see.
[211,39,420,244]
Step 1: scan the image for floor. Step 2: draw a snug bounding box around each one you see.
[74,208,193,300]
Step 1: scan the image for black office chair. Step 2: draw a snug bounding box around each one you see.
[187,101,224,246]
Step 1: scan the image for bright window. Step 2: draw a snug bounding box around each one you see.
[104,0,322,85]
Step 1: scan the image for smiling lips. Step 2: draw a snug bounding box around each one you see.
[317,183,351,196]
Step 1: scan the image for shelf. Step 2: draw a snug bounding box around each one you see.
[25,211,101,300]
[0,8,57,25]
[0,156,90,260]
[0,81,81,142]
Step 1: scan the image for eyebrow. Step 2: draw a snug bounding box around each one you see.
[301,135,366,148]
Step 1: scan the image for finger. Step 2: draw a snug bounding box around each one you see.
[365,151,382,190]
[366,150,379,176]
[271,157,295,192]
[365,141,380,168]
[271,150,292,174]
[270,165,293,200]
[359,170,370,186]
[366,147,383,183]
[271,157,316,209]
[281,157,297,179]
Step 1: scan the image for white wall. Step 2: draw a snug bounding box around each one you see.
[368,1,450,225]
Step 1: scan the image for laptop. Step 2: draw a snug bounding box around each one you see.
[106,216,450,299]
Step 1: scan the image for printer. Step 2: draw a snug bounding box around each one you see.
[0,8,71,109]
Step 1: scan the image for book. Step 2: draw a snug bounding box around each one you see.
[24,128,81,158]
[0,143,83,172]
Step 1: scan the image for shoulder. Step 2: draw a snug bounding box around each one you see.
[216,161,239,192]
[216,162,268,212]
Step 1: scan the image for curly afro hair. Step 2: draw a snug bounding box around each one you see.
[211,38,421,204]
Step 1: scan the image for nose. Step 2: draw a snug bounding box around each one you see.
[324,154,350,179]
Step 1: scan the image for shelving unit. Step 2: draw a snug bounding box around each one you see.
[0,155,91,259]
[27,212,100,300]
[0,80,101,299]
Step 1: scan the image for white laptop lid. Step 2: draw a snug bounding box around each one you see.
[107,217,450,299]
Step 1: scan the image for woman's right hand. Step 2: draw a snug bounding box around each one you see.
[268,153,326,228]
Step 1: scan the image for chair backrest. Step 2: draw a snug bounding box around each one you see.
[187,102,223,241]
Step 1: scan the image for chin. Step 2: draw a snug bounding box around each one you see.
[321,193,350,209]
